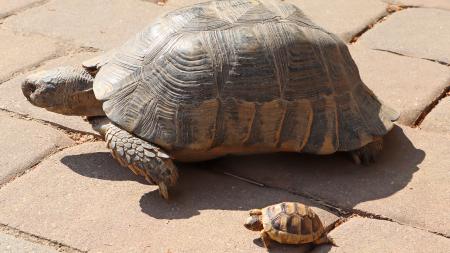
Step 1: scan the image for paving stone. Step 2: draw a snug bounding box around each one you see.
[0,142,338,253]
[0,0,42,18]
[0,232,58,253]
[2,0,181,50]
[312,217,450,253]
[358,8,450,64]
[421,96,450,134]
[286,0,388,42]
[382,0,450,10]
[214,126,450,236]
[349,45,450,125]
[0,111,73,185]
[0,52,101,135]
[0,28,59,83]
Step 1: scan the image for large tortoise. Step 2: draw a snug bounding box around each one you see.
[22,0,398,199]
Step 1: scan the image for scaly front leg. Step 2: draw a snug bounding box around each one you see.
[104,123,178,199]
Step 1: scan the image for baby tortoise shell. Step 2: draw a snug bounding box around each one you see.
[245,202,334,248]
[262,202,325,244]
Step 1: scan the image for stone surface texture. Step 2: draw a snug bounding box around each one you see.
[421,96,450,134]
[312,217,450,253]
[0,52,101,135]
[0,142,338,253]
[215,126,450,236]
[358,8,450,64]
[287,0,388,42]
[2,0,182,50]
[0,28,59,82]
[0,111,73,185]
[0,0,42,18]
[0,232,58,253]
[349,45,450,125]
[0,0,449,251]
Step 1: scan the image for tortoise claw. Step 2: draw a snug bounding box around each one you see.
[158,182,169,200]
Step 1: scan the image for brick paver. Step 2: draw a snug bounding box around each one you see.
[0,28,59,82]
[0,52,100,135]
[215,126,450,236]
[288,0,388,42]
[2,0,181,50]
[0,0,449,251]
[0,0,42,18]
[0,232,58,253]
[358,8,450,64]
[312,217,450,253]
[421,96,450,134]
[0,111,73,185]
[349,45,450,125]
[0,142,338,253]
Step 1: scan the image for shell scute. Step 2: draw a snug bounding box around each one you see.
[262,202,324,244]
[94,0,397,157]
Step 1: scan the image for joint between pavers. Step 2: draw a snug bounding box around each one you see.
[350,5,418,44]
[0,108,102,143]
[0,223,86,253]
[0,0,51,22]
[348,208,450,239]
[0,41,100,86]
[218,169,450,239]
[373,49,450,67]
[414,86,450,127]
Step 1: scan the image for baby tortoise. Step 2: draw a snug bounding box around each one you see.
[22,0,398,200]
[244,202,335,249]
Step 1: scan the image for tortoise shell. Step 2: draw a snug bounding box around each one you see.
[261,202,325,244]
[93,0,397,161]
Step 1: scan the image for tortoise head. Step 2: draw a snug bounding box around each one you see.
[244,209,263,231]
[22,66,104,116]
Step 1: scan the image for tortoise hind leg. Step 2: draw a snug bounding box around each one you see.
[350,137,383,165]
[260,231,271,249]
[104,123,178,199]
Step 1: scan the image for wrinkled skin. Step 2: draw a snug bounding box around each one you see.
[22,67,104,117]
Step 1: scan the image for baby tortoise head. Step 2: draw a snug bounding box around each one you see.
[244,209,263,231]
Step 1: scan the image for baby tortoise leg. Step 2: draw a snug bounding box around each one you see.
[313,234,336,246]
[350,137,383,165]
[260,231,271,249]
[105,123,178,200]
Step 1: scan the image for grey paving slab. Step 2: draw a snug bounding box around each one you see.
[349,45,450,125]
[382,0,450,10]
[0,111,73,185]
[0,28,59,83]
[0,232,58,253]
[358,8,450,64]
[0,142,339,253]
[2,0,181,50]
[0,0,42,18]
[214,126,450,236]
[312,217,450,253]
[287,0,388,42]
[0,52,101,135]
[421,96,450,134]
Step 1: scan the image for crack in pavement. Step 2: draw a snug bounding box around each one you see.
[0,223,86,253]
